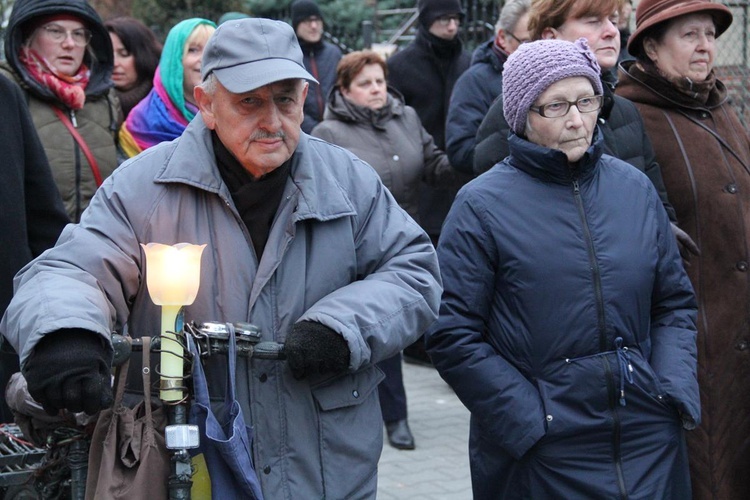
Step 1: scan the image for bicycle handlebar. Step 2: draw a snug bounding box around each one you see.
[111,321,286,367]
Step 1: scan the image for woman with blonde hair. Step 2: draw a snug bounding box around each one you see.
[0,0,121,222]
[118,18,215,158]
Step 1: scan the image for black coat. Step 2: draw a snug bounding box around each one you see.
[0,74,69,422]
[387,26,471,238]
[445,40,506,173]
[473,77,677,221]
[387,26,470,150]
[299,39,343,134]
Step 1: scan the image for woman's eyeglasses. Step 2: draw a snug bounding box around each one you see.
[530,95,604,118]
[40,24,92,47]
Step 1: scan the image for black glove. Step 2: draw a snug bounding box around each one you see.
[23,329,113,415]
[670,222,700,265]
[282,321,350,380]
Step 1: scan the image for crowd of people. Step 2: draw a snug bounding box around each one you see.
[0,0,747,498]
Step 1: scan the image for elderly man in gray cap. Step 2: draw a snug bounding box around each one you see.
[1,18,441,498]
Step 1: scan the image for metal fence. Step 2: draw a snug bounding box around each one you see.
[362,0,749,127]
[715,1,750,126]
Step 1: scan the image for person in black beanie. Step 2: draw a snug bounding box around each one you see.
[386,0,470,367]
[290,0,342,133]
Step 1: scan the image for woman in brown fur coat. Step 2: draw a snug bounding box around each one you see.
[617,0,750,497]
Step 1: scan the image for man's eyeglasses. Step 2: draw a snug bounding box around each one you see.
[40,24,92,47]
[300,16,323,25]
[436,15,461,27]
[530,95,604,118]
[507,32,530,45]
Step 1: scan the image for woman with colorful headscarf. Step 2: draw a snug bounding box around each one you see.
[0,0,121,223]
[118,18,216,158]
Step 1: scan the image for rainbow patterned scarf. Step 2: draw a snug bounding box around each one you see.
[118,67,196,157]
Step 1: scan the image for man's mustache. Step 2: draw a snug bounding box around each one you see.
[251,130,286,140]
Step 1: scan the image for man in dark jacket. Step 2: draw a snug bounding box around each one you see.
[445,0,530,173]
[473,0,699,258]
[290,0,342,133]
[0,74,69,423]
[387,0,470,365]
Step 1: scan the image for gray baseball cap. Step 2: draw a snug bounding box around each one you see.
[201,18,317,93]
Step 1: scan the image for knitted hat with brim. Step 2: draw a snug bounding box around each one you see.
[502,38,603,136]
[628,0,733,59]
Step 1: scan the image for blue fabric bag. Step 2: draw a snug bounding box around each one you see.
[188,324,264,499]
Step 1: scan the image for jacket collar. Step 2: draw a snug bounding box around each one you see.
[156,115,355,222]
[470,39,506,72]
[324,87,405,130]
[617,60,728,111]
[507,128,604,185]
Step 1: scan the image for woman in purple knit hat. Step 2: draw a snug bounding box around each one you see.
[426,38,699,499]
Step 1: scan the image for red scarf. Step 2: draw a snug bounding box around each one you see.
[20,46,90,109]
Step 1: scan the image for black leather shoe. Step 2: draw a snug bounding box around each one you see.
[386,419,415,450]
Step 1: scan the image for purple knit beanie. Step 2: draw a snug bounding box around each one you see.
[502,38,603,136]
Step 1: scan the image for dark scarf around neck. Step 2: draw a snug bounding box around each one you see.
[417,25,463,60]
[491,41,509,66]
[637,60,717,105]
[212,132,290,260]
[299,38,324,55]
[118,78,153,118]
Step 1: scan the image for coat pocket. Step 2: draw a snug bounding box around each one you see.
[623,348,679,420]
[310,366,384,499]
[534,357,613,441]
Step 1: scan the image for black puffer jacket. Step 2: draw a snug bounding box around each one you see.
[445,39,506,173]
[0,73,69,423]
[473,76,676,221]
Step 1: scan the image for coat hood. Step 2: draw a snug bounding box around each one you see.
[4,0,113,100]
[323,86,406,131]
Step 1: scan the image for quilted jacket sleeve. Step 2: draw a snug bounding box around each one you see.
[425,189,546,458]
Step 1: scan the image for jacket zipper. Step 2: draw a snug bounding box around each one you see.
[572,179,628,499]
[572,179,607,350]
[603,356,629,500]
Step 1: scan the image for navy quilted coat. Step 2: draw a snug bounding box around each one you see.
[426,131,700,499]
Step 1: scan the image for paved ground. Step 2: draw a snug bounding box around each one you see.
[377,361,472,499]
